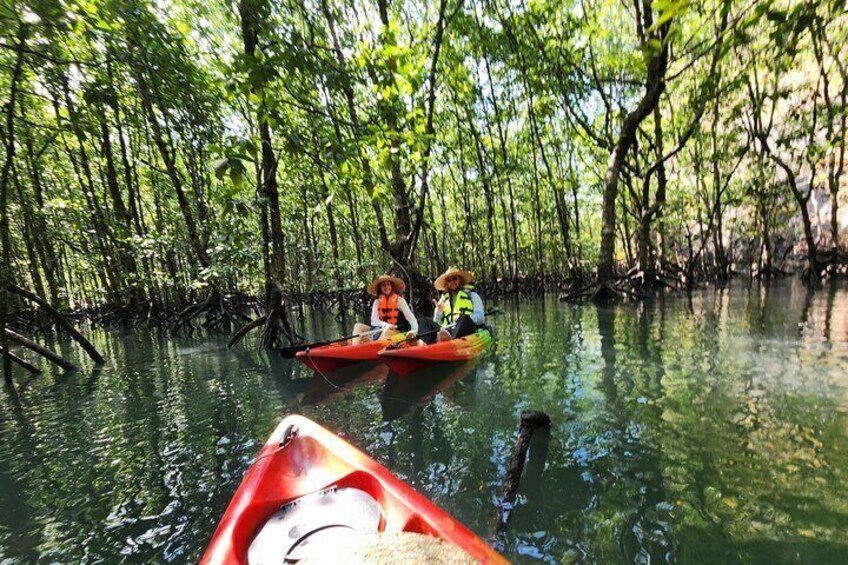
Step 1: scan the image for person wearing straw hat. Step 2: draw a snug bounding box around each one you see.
[432,268,484,342]
[351,275,419,344]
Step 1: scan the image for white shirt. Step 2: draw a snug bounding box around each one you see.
[370,296,418,333]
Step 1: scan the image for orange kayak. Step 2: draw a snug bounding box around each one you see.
[295,333,405,373]
[201,415,507,564]
[378,328,494,375]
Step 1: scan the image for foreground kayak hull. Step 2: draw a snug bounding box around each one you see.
[201,415,506,564]
[379,329,494,375]
[295,334,404,373]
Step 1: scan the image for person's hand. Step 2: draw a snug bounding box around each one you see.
[405,331,417,339]
[432,298,446,313]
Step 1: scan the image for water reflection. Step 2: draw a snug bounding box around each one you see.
[300,363,388,407]
[1,281,848,563]
[381,361,479,422]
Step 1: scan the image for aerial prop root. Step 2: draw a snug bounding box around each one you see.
[171,290,257,333]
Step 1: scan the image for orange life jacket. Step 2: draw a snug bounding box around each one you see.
[378,293,400,325]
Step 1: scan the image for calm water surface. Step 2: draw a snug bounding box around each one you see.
[2,280,848,563]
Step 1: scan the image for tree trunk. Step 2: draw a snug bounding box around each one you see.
[1,25,28,384]
[239,0,296,347]
[100,112,142,300]
[5,328,79,372]
[7,284,104,363]
[25,137,63,305]
[483,52,520,277]
[15,175,46,299]
[468,109,498,282]
[319,0,392,258]
[136,71,210,268]
[406,0,449,266]
[597,6,669,286]
[652,106,667,267]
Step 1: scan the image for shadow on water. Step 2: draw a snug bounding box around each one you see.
[380,361,480,422]
[299,363,389,407]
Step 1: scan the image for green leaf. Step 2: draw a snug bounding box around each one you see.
[646,0,689,34]
[213,158,229,180]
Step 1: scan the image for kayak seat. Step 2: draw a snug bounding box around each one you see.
[248,486,381,564]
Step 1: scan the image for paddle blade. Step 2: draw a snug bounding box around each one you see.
[279,344,308,358]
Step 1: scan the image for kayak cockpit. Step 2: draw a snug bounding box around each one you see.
[202,416,506,564]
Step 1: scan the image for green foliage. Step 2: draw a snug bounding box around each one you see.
[0,0,845,308]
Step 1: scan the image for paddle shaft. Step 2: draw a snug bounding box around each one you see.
[280,327,384,358]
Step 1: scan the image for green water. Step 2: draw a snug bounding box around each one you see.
[2,280,848,564]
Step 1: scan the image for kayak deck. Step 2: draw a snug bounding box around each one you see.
[201,415,506,564]
[378,328,493,375]
[295,332,406,373]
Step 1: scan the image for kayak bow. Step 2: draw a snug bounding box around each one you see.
[201,415,506,564]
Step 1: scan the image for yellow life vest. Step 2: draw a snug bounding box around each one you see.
[440,285,475,326]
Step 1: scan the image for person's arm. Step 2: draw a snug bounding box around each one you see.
[469,292,485,325]
[370,300,389,328]
[397,297,418,333]
[433,294,445,325]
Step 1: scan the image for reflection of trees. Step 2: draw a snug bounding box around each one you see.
[3,291,847,562]
[0,329,300,562]
[650,282,848,560]
[589,303,672,562]
[0,385,41,561]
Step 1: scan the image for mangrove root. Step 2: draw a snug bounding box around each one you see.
[6,284,104,363]
[0,345,41,374]
[499,410,551,526]
[4,328,79,371]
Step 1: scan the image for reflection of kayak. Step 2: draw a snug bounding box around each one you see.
[201,415,507,564]
[300,363,388,406]
[381,362,477,422]
[296,333,405,373]
[379,329,494,375]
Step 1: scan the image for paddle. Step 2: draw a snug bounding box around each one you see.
[279,327,384,358]
[386,308,502,350]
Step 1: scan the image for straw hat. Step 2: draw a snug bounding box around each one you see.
[434,268,474,291]
[366,274,406,297]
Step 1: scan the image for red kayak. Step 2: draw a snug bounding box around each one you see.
[202,415,506,564]
[378,328,494,375]
[295,333,405,373]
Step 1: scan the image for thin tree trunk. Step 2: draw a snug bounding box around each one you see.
[598,8,669,286]
[100,111,142,299]
[15,175,46,299]
[239,0,296,347]
[0,346,40,374]
[406,0,449,265]
[319,0,391,256]
[136,71,210,267]
[24,137,63,305]
[1,25,28,384]
[468,108,498,282]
